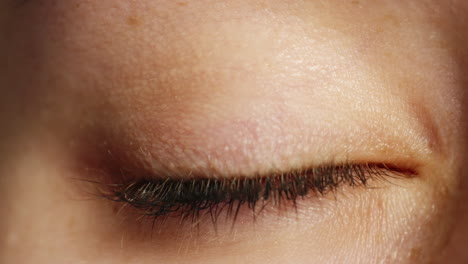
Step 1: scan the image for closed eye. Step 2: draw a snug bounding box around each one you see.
[95,161,416,229]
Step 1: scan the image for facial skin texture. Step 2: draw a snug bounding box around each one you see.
[0,0,467,263]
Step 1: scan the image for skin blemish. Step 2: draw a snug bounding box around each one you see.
[177,2,188,6]
[126,16,141,27]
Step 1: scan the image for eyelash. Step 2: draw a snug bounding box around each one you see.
[97,162,414,226]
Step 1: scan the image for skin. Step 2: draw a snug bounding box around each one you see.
[0,0,467,263]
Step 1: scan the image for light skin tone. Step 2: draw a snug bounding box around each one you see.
[1,0,467,263]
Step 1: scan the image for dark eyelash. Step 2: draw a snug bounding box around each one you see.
[98,162,414,225]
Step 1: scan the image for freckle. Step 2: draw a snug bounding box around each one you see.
[177,2,188,6]
[126,16,141,27]
[68,217,76,229]
[382,14,399,27]
[75,3,80,8]
[376,199,383,209]
[351,0,359,4]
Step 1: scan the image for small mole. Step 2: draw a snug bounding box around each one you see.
[126,16,141,27]
[75,3,80,8]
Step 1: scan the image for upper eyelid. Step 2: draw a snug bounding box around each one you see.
[84,100,433,180]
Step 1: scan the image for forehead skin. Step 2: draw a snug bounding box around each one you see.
[0,0,467,263]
